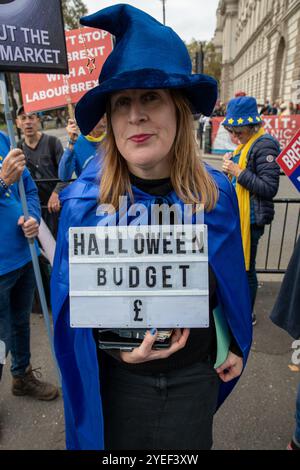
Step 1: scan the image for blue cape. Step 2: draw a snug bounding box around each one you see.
[51,156,252,450]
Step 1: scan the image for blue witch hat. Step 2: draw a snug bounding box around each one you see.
[222,96,262,127]
[75,3,218,135]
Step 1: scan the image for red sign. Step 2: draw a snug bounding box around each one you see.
[19,27,113,113]
[276,129,300,177]
[262,115,300,150]
[211,115,300,154]
[276,129,300,192]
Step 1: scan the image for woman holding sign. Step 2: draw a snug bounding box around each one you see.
[51,4,252,450]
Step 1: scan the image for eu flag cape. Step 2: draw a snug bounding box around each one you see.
[51,156,252,450]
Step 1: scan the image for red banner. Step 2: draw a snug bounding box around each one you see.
[211,115,300,154]
[19,27,113,113]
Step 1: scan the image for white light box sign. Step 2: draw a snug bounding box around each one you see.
[69,225,209,328]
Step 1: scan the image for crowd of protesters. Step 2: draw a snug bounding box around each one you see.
[204,96,300,119]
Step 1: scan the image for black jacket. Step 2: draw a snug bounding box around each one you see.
[237,134,281,225]
[270,237,300,339]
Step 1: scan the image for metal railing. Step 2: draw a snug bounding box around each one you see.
[257,199,300,273]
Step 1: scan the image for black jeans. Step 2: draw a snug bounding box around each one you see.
[247,224,265,311]
[0,262,35,376]
[100,357,220,450]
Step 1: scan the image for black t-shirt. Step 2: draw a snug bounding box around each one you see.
[18,133,65,205]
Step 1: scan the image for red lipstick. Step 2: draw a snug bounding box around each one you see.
[129,134,153,143]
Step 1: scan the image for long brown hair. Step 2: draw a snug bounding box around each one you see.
[99,89,218,211]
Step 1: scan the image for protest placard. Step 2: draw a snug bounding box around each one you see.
[211,115,300,154]
[276,128,300,192]
[69,225,209,328]
[0,0,69,384]
[0,0,68,74]
[19,27,113,113]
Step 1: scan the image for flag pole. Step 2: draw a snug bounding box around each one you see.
[0,72,61,387]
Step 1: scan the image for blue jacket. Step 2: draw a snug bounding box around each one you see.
[58,134,103,181]
[238,134,281,225]
[51,156,252,449]
[0,132,41,275]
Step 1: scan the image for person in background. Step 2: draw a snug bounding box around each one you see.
[16,105,67,239]
[16,106,68,312]
[270,102,279,115]
[51,4,252,451]
[279,101,296,116]
[270,237,300,451]
[260,100,271,115]
[222,96,281,325]
[234,91,246,98]
[58,115,106,181]
[0,131,58,399]
[37,112,45,129]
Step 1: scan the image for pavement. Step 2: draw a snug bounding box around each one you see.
[0,281,298,450]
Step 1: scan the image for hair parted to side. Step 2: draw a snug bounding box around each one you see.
[99,89,218,212]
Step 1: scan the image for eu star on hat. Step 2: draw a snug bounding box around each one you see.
[75,3,218,136]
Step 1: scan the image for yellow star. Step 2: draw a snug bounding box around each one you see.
[256,116,261,122]
[0,156,3,161]
[237,118,244,124]
[86,56,96,74]
[228,118,234,124]
[248,117,254,123]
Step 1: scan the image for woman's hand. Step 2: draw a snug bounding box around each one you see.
[66,119,78,142]
[223,152,233,161]
[120,328,190,364]
[47,191,61,213]
[222,159,242,178]
[0,148,26,186]
[215,351,243,382]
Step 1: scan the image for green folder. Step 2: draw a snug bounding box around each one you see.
[213,305,231,369]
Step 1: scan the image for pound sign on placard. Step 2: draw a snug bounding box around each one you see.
[133,299,143,322]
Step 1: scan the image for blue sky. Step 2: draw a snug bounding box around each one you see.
[84,0,219,43]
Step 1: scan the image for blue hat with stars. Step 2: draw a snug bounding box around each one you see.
[222,96,263,127]
[75,3,218,136]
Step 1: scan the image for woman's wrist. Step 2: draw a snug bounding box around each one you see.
[0,175,10,189]
[235,167,243,178]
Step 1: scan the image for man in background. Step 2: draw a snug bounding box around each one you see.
[16,106,66,239]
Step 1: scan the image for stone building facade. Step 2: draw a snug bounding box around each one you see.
[213,0,300,105]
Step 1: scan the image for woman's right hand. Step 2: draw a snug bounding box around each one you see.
[120,328,190,364]
[0,148,26,186]
[223,152,233,161]
[66,119,78,142]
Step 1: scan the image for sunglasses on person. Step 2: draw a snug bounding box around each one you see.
[225,128,244,137]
